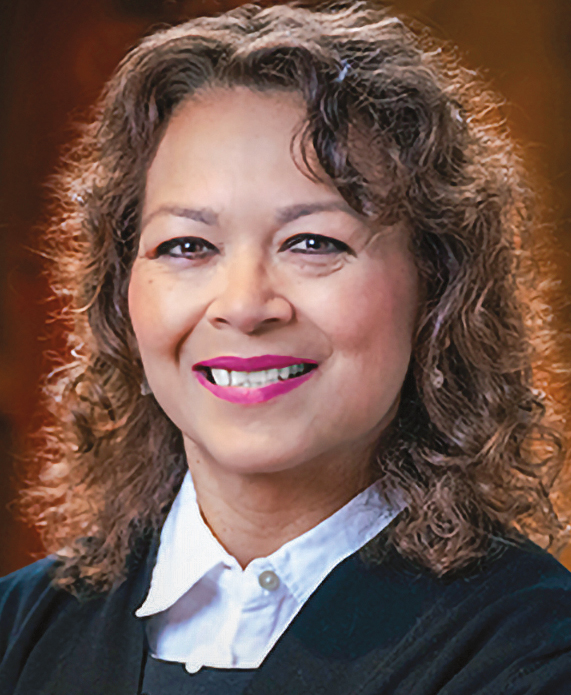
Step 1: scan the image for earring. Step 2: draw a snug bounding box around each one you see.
[140,375,152,396]
[431,367,444,389]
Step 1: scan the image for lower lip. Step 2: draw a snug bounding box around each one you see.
[194,369,317,404]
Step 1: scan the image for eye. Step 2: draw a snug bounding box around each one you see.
[154,237,217,259]
[281,234,352,255]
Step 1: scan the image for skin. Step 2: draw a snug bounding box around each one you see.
[128,87,420,567]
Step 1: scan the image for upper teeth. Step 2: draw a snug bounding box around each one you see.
[210,363,307,388]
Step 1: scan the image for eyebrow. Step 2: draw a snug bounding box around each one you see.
[140,200,361,230]
[141,205,217,229]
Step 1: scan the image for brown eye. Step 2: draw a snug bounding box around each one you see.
[155,237,217,258]
[282,234,352,255]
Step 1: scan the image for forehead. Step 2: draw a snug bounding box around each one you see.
[153,86,307,168]
[170,86,307,129]
[143,87,344,220]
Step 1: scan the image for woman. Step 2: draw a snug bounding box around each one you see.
[1,2,570,693]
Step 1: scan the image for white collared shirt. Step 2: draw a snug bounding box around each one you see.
[135,471,402,674]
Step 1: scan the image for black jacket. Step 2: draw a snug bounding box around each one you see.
[1,536,571,694]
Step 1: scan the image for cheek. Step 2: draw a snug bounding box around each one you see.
[311,263,419,361]
[128,265,195,357]
[322,266,418,432]
[128,270,157,351]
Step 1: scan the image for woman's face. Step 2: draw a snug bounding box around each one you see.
[129,87,419,478]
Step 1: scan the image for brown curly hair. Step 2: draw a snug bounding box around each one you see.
[18,0,570,593]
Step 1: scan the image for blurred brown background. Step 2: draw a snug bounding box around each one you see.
[1,0,571,575]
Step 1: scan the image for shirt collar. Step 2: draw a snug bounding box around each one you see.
[136,470,403,617]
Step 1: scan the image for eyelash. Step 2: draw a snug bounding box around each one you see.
[281,234,351,255]
[154,234,352,258]
[155,238,216,258]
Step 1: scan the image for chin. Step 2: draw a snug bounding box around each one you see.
[216,447,308,476]
[183,429,307,476]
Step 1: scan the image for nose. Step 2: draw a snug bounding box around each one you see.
[205,248,294,334]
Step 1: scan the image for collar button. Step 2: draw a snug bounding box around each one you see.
[258,569,280,591]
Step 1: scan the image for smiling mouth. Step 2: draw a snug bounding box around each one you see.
[196,363,317,388]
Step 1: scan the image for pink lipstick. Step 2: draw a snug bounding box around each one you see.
[192,355,318,404]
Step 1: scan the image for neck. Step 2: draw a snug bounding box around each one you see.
[183,438,375,569]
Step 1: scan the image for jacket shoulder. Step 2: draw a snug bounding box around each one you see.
[479,537,571,592]
[0,558,59,660]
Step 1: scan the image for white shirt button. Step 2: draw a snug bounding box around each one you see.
[258,570,280,591]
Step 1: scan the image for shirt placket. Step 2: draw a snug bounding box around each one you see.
[231,563,287,667]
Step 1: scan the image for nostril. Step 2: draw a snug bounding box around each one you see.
[207,297,294,333]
